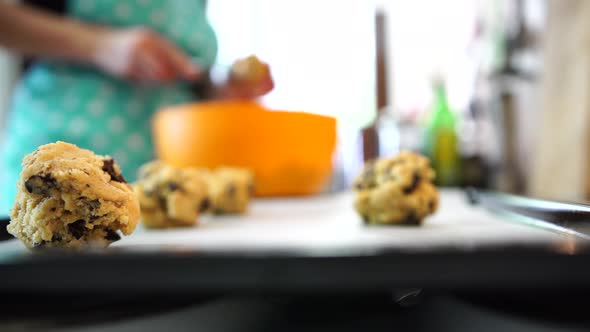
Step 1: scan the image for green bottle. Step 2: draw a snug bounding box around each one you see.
[423,80,461,186]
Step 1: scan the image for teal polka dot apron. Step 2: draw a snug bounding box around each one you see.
[0,0,218,215]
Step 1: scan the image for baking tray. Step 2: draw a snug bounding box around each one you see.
[2,190,590,293]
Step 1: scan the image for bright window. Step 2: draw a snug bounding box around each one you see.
[207,0,377,130]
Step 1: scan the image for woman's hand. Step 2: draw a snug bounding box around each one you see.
[0,4,200,83]
[93,27,201,82]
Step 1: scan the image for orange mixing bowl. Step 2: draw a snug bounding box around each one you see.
[152,100,337,196]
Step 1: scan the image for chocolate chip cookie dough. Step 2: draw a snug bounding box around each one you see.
[230,55,268,84]
[134,161,210,228]
[206,167,255,214]
[353,151,439,225]
[7,142,139,248]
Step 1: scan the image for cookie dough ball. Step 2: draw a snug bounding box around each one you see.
[353,151,438,225]
[352,159,378,190]
[373,151,436,188]
[8,141,139,249]
[135,161,209,229]
[230,55,269,84]
[353,151,435,191]
[207,167,254,214]
[354,181,438,225]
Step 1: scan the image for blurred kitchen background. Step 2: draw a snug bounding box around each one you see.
[0,0,586,201]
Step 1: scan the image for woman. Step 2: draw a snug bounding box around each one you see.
[0,0,273,215]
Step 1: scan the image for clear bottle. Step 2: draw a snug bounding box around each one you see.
[376,106,401,158]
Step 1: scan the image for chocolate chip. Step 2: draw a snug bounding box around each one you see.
[401,213,420,226]
[364,168,375,181]
[365,159,377,168]
[403,172,421,194]
[385,174,397,182]
[33,241,46,248]
[361,214,370,223]
[384,164,393,175]
[198,197,211,212]
[25,175,57,196]
[226,184,236,197]
[138,167,155,180]
[104,229,121,242]
[88,199,101,211]
[158,196,168,212]
[428,200,436,213]
[102,158,127,183]
[358,161,377,188]
[33,234,62,248]
[167,182,181,192]
[356,181,374,190]
[68,219,86,239]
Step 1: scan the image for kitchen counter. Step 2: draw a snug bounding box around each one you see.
[2,190,590,331]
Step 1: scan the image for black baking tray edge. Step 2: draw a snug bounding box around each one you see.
[0,217,12,241]
[1,241,590,293]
